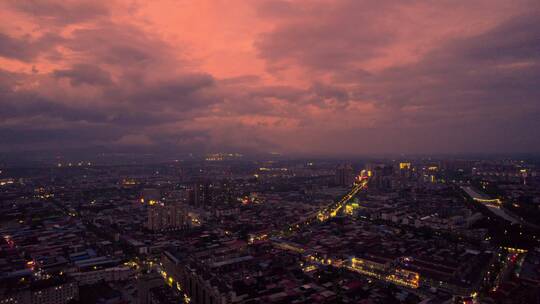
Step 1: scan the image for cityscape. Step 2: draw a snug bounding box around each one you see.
[1,156,540,303]
[1,1,540,304]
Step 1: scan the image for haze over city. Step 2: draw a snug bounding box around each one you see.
[1,0,540,157]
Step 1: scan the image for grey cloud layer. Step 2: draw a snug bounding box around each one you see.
[1,1,540,155]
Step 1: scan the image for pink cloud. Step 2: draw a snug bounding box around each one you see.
[0,0,539,155]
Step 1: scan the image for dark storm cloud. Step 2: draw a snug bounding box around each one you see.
[256,0,299,18]
[127,75,216,107]
[309,82,350,105]
[255,1,396,73]
[2,1,540,155]
[0,71,216,122]
[457,14,540,62]
[150,129,211,145]
[54,64,113,86]
[0,72,106,123]
[366,12,540,111]
[0,126,120,145]
[0,7,223,151]
[219,75,261,85]
[0,1,223,152]
[248,85,305,101]
[0,66,221,152]
[363,13,540,152]
[7,0,110,25]
[0,32,62,62]
[0,94,108,124]
[65,24,172,67]
[252,4,540,153]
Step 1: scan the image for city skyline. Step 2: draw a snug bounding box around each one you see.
[2,3,540,302]
[1,0,540,156]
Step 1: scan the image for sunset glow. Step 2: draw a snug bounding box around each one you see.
[1,0,539,155]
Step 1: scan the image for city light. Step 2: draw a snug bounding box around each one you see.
[2,2,539,303]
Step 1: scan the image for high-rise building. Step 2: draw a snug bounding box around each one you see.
[335,164,354,186]
[396,162,413,178]
[141,188,162,205]
[138,274,164,304]
[366,164,393,191]
[147,202,186,231]
[187,182,210,207]
[0,276,79,304]
[399,162,411,170]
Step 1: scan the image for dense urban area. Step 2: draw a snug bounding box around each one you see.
[1,154,540,304]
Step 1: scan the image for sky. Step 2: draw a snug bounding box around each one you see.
[1,0,539,156]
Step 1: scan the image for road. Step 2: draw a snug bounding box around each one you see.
[252,179,369,241]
